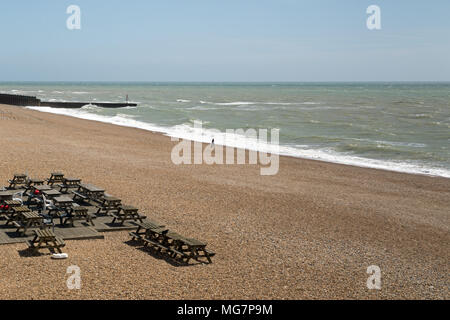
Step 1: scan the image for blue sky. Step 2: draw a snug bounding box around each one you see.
[1,0,449,81]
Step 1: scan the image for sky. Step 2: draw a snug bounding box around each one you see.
[0,0,449,82]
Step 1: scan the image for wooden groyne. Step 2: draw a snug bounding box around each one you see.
[0,93,41,106]
[0,93,137,109]
[39,101,137,108]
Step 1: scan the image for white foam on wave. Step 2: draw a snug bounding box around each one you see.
[81,104,102,110]
[199,101,321,106]
[25,106,450,178]
[214,102,257,106]
[188,106,222,111]
[27,106,170,134]
[119,106,138,109]
[7,89,45,95]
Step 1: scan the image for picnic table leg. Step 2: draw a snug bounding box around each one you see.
[35,238,45,253]
[170,242,181,259]
[16,219,26,235]
[59,213,65,226]
[68,213,74,227]
[46,240,55,254]
[28,234,38,249]
[87,214,95,226]
[132,226,142,240]
[173,243,187,263]
[38,219,44,230]
[206,250,213,264]
[119,214,128,226]
[199,247,212,264]
[52,240,62,253]
[62,215,73,227]
[186,247,198,264]
[22,220,32,236]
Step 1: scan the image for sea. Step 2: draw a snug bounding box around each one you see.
[1,82,449,178]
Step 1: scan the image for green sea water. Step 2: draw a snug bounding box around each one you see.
[1,82,449,177]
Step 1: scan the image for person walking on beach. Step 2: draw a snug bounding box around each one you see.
[211,138,215,150]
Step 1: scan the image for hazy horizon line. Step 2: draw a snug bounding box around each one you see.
[1,80,449,84]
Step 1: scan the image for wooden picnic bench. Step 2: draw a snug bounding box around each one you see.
[0,190,21,202]
[49,196,92,227]
[27,185,59,203]
[138,227,172,253]
[58,177,82,193]
[129,221,166,240]
[60,206,95,227]
[5,205,31,226]
[173,237,215,264]
[7,174,28,189]
[47,172,65,186]
[111,205,146,225]
[53,196,73,209]
[71,190,89,203]
[96,195,122,215]
[27,184,53,197]
[13,211,44,236]
[25,178,45,187]
[23,178,45,193]
[0,200,23,219]
[49,196,73,221]
[77,184,105,200]
[26,229,65,254]
[42,189,62,199]
[1,200,22,208]
[130,225,215,264]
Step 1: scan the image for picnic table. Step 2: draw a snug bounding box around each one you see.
[53,196,73,207]
[96,195,122,215]
[130,224,214,264]
[0,200,22,218]
[42,189,62,199]
[5,206,31,226]
[0,190,19,202]
[73,184,105,202]
[173,237,215,264]
[58,177,82,193]
[59,205,94,227]
[26,229,65,254]
[131,226,172,253]
[0,199,22,209]
[29,184,53,194]
[48,196,72,223]
[27,185,58,202]
[160,231,214,264]
[13,211,44,236]
[47,172,65,186]
[7,174,28,189]
[23,178,45,193]
[130,221,166,240]
[26,178,45,187]
[111,205,146,225]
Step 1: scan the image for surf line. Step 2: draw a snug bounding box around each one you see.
[170,120,280,176]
